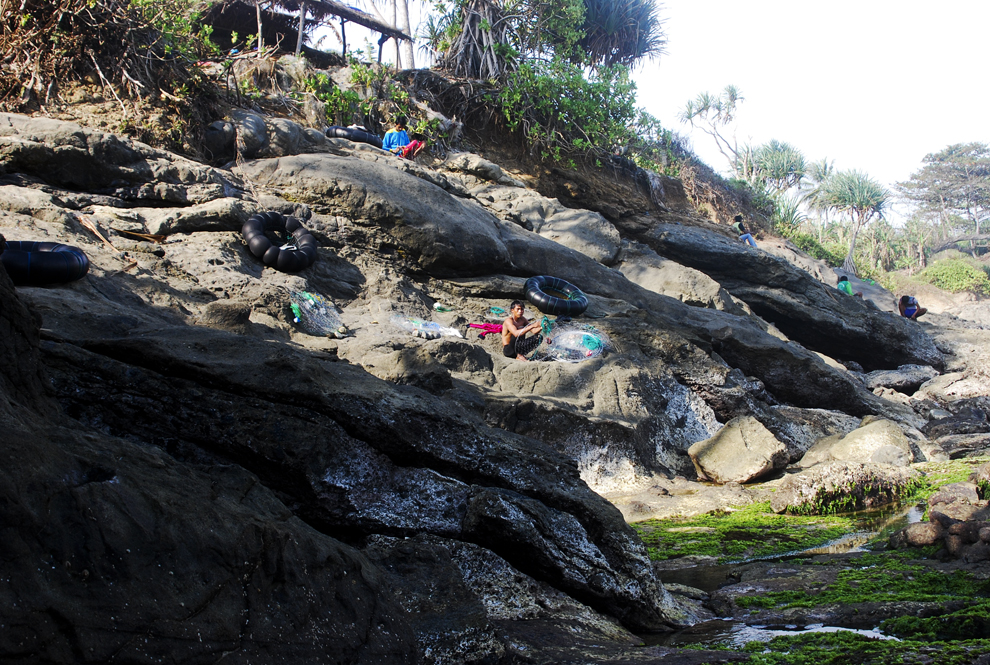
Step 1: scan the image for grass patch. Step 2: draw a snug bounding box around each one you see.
[910,457,989,497]
[881,600,990,640]
[632,502,852,563]
[742,631,990,665]
[735,552,990,611]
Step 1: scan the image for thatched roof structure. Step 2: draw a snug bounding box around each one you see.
[202,0,411,63]
[265,0,412,42]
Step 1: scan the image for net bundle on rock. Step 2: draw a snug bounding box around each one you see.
[527,320,612,363]
[290,291,345,337]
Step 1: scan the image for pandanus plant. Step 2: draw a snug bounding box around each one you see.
[818,170,891,275]
[577,0,666,70]
[428,0,666,80]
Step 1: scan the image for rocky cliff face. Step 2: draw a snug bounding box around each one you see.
[0,110,985,663]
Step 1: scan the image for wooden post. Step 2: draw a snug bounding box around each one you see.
[255,0,264,54]
[295,0,307,55]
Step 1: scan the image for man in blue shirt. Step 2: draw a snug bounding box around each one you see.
[382,116,411,155]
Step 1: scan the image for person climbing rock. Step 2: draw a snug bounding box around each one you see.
[382,115,411,155]
[731,215,757,247]
[837,275,863,298]
[898,295,927,320]
[502,300,542,361]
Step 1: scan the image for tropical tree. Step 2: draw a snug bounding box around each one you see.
[426,0,664,79]
[800,157,835,242]
[679,85,749,179]
[897,142,990,243]
[750,139,806,195]
[818,170,890,275]
[431,0,520,79]
[577,0,666,69]
[770,193,806,236]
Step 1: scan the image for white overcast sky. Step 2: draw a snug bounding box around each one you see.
[324,1,989,221]
[632,0,990,215]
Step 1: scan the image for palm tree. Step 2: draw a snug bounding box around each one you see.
[819,170,890,275]
[432,0,520,80]
[578,0,666,70]
[679,85,746,177]
[751,140,806,195]
[427,0,666,79]
[800,158,835,243]
[771,193,807,236]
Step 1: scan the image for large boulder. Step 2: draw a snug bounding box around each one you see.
[0,113,231,202]
[798,418,914,468]
[865,364,940,394]
[688,416,788,484]
[928,482,990,523]
[615,240,746,313]
[922,406,990,440]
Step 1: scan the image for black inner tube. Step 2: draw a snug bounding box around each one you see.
[524,275,589,316]
[242,212,318,273]
[325,126,384,150]
[0,241,90,286]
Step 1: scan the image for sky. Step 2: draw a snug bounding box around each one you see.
[320,1,989,222]
[631,1,990,221]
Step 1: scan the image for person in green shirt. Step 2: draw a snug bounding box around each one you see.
[836,275,863,298]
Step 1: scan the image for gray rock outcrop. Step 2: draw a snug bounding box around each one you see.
[769,462,920,514]
[635,223,944,373]
[688,416,789,484]
[865,364,940,394]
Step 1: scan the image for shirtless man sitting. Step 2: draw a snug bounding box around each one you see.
[502,300,542,360]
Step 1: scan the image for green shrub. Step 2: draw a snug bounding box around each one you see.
[788,231,845,267]
[497,59,639,163]
[306,74,363,126]
[919,259,990,295]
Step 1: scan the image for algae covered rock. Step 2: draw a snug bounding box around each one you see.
[770,462,919,514]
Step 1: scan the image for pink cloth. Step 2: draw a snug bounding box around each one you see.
[401,140,425,159]
[469,323,503,338]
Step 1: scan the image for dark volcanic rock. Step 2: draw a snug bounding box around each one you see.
[865,364,940,394]
[235,153,897,417]
[38,325,679,632]
[636,223,944,372]
[0,275,417,663]
[3,108,988,662]
[923,408,990,440]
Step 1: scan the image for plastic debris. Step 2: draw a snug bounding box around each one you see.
[392,316,463,339]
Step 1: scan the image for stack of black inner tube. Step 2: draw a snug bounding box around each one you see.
[524,275,589,316]
[241,212,319,273]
